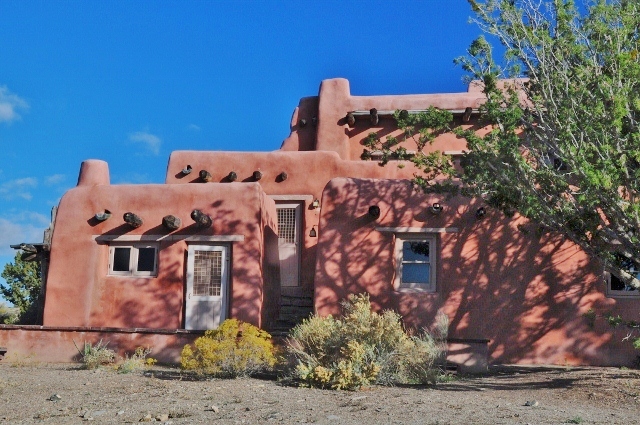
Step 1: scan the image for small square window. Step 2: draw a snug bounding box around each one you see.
[112,247,131,272]
[108,244,158,277]
[606,257,640,297]
[394,235,436,292]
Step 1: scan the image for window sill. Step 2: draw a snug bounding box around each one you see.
[606,291,640,299]
[106,274,157,278]
[395,287,437,294]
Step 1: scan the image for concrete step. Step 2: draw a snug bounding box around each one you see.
[280,295,313,308]
[268,295,314,336]
[280,305,312,315]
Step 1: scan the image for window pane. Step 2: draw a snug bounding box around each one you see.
[403,241,430,262]
[402,263,430,284]
[112,248,131,272]
[277,208,297,244]
[610,257,639,292]
[610,275,639,291]
[193,250,222,296]
[137,248,156,272]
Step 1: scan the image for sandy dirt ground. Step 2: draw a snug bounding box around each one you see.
[0,363,638,424]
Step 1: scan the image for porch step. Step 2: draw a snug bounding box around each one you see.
[269,295,314,337]
[281,295,313,308]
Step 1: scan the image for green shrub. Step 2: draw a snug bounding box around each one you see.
[0,303,19,324]
[74,340,116,369]
[181,319,277,377]
[288,293,448,390]
[118,347,156,374]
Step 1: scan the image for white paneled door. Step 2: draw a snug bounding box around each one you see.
[185,245,229,330]
[276,203,301,287]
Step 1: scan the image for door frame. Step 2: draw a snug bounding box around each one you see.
[275,201,304,287]
[184,244,230,330]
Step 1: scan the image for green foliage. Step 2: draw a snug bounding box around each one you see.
[456,0,640,289]
[288,293,448,391]
[181,319,277,377]
[0,302,19,324]
[361,107,458,192]
[1,252,42,324]
[582,308,596,329]
[118,347,156,374]
[74,340,117,369]
[362,0,640,289]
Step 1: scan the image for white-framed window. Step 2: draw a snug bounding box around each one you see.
[394,234,437,292]
[606,257,640,297]
[108,243,158,277]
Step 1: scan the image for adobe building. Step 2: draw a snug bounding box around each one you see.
[1,78,638,368]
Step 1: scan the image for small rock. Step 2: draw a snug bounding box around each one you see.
[156,413,169,422]
[140,412,152,422]
[49,394,62,402]
[117,410,125,416]
[92,410,107,417]
[327,415,341,421]
[209,405,220,413]
[524,400,539,407]
[350,396,367,403]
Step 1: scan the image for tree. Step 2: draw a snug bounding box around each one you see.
[363,0,640,288]
[1,251,42,324]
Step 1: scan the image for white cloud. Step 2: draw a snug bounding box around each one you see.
[129,131,161,155]
[0,218,46,256]
[187,124,201,131]
[5,211,50,227]
[45,174,65,186]
[0,86,29,123]
[0,177,38,201]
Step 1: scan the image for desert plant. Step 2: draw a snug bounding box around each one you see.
[180,319,277,377]
[74,340,116,369]
[288,293,448,390]
[0,303,19,324]
[118,347,156,374]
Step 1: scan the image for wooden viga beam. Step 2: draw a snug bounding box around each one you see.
[199,169,214,182]
[123,212,143,228]
[162,215,182,230]
[191,209,212,228]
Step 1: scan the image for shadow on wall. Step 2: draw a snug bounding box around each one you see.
[314,178,617,365]
[89,200,277,345]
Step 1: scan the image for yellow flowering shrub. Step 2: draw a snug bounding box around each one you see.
[181,319,276,377]
[288,293,447,390]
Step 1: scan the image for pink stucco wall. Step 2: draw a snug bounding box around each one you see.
[28,78,639,367]
[45,164,279,330]
[313,178,638,366]
[0,325,201,364]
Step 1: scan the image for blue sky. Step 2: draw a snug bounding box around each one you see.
[0,0,484,301]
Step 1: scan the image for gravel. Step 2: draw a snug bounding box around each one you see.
[0,364,638,424]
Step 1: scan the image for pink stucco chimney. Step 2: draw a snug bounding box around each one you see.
[77,159,110,186]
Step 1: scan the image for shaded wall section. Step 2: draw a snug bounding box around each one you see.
[314,178,639,366]
[0,325,201,364]
[45,180,277,330]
